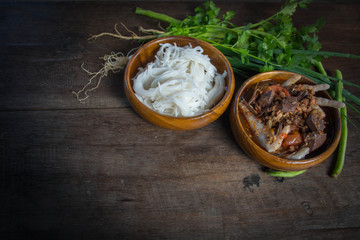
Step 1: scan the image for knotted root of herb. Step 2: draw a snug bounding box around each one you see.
[73,23,164,103]
[72,52,129,103]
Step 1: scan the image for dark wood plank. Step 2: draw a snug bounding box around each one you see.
[1,108,360,239]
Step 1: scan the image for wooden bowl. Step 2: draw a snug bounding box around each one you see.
[229,71,341,171]
[124,36,235,130]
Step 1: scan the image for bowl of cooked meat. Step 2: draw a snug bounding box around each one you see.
[230,71,343,171]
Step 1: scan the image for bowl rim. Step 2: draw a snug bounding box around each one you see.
[124,35,235,121]
[231,70,341,167]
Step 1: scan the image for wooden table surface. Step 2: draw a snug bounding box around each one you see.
[1,1,360,239]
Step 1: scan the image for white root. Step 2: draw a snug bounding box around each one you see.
[315,97,345,108]
[73,23,165,103]
[72,52,130,103]
[281,74,301,87]
[239,100,291,153]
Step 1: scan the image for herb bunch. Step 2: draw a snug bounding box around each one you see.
[135,0,360,106]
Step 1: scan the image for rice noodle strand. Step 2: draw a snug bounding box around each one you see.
[133,43,227,117]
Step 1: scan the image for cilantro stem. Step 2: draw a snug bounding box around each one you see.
[209,41,279,67]
[135,7,181,25]
[244,7,281,30]
[250,30,286,48]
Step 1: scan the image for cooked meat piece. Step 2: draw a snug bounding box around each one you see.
[257,90,275,109]
[306,111,326,132]
[281,96,297,113]
[304,132,327,151]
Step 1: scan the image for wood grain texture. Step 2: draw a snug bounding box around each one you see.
[1,1,360,239]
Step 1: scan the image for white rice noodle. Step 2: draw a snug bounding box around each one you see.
[132,43,227,117]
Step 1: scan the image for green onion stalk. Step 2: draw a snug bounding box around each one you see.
[331,70,348,178]
[266,169,307,178]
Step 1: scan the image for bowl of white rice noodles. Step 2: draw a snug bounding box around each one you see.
[124,36,235,130]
